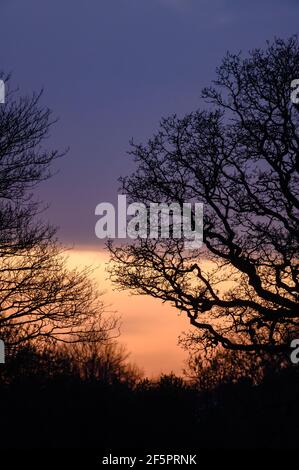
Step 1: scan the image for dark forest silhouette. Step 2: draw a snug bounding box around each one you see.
[0,38,299,450]
[1,342,299,448]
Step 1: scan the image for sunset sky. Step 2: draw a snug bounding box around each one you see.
[68,249,191,377]
[0,0,298,375]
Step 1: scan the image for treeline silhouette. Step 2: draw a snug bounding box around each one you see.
[1,37,299,450]
[0,340,298,449]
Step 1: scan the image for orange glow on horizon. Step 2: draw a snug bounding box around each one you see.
[67,247,191,378]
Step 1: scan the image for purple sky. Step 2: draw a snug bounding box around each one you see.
[0,0,298,246]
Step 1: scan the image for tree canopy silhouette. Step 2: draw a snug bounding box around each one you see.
[109,37,299,354]
[0,78,116,347]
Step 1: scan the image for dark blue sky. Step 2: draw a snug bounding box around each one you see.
[0,0,298,246]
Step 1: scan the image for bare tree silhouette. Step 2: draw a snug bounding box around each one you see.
[183,347,286,391]
[65,338,142,385]
[108,37,299,354]
[0,78,116,347]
